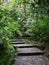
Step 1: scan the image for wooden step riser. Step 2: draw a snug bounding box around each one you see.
[17,53,44,56]
[10,42,24,44]
[14,46,34,48]
[13,45,42,48]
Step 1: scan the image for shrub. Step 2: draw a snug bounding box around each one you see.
[0,6,18,65]
[26,14,49,43]
[0,37,15,65]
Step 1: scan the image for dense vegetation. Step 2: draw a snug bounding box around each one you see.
[0,0,49,65]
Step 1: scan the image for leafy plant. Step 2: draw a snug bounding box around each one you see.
[0,37,15,65]
[25,14,49,44]
[0,5,19,65]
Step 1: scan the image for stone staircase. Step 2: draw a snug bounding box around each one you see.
[10,39,44,56]
[10,38,49,65]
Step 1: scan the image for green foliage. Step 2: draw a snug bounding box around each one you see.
[0,7,22,39]
[0,5,22,65]
[0,0,49,60]
[26,14,49,43]
[0,37,15,65]
[0,3,20,65]
[0,0,49,41]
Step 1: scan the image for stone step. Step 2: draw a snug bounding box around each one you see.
[10,41,24,44]
[17,48,44,56]
[10,39,24,42]
[14,56,49,65]
[12,44,43,48]
[12,44,34,48]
